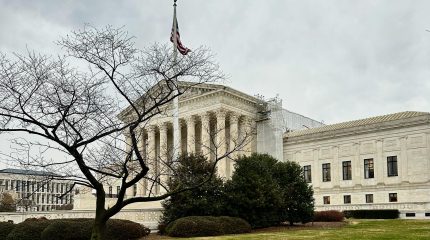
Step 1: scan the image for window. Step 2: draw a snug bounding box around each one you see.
[387,156,398,177]
[425,213,430,217]
[5,180,8,190]
[323,196,330,205]
[405,213,415,217]
[364,158,374,179]
[344,195,351,204]
[108,186,113,198]
[303,165,312,183]
[342,161,352,180]
[389,193,397,202]
[116,186,120,196]
[322,163,331,182]
[366,194,374,203]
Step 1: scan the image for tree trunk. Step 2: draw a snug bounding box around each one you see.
[91,219,107,240]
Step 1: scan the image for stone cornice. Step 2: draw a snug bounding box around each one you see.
[284,115,430,145]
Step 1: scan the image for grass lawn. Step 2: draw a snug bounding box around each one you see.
[147,220,430,240]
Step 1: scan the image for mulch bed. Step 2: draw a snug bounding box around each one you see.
[143,222,347,239]
[252,221,347,233]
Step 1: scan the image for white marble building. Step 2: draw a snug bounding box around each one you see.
[74,82,323,209]
[120,82,323,196]
[284,111,430,218]
[0,169,74,212]
[75,83,430,219]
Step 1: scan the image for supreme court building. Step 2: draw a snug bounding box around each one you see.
[75,82,430,218]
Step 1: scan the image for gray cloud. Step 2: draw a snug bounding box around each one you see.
[0,0,429,124]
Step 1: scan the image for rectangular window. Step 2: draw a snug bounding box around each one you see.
[322,163,331,182]
[323,196,330,205]
[387,156,398,177]
[109,186,112,198]
[5,180,8,190]
[303,165,312,183]
[405,213,415,217]
[344,195,351,204]
[342,161,352,180]
[116,186,120,196]
[389,193,397,202]
[366,194,373,203]
[364,158,374,179]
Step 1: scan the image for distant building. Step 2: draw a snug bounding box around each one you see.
[0,169,74,212]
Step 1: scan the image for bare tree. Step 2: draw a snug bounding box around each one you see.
[0,25,226,240]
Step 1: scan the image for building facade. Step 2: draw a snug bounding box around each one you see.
[74,82,323,209]
[119,82,323,197]
[284,111,430,218]
[0,169,74,212]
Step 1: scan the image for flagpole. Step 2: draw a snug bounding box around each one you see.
[172,0,180,161]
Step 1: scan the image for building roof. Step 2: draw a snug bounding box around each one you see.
[0,168,57,177]
[285,111,430,138]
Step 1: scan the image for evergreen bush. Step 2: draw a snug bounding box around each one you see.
[165,216,251,237]
[313,211,345,222]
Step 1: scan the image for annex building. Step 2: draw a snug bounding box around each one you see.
[284,111,430,218]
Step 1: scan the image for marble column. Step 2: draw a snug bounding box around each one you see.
[158,123,169,194]
[186,116,196,154]
[146,125,157,195]
[228,113,240,179]
[216,110,227,178]
[243,116,254,156]
[136,128,147,197]
[201,112,211,158]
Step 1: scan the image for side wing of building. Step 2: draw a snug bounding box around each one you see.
[283,111,430,218]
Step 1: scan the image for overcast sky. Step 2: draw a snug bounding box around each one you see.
[1,0,430,123]
[1,0,430,167]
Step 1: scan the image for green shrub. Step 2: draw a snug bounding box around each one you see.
[343,210,399,219]
[6,218,50,240]
[39,218,150,240]
[165,216,251,237]
[216,216,252,234]
[0,222,15,239]
[313,211,344,222]
[160,154,226,227]
[273,161,314,225]
[41,220,92,240]
[224,154,285,228]
[106,219,150,240]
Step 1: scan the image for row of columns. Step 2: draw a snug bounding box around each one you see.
[130,110,255,196]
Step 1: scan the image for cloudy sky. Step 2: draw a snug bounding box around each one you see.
[1,0,430,124]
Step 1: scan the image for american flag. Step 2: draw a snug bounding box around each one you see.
[170,14,191,55]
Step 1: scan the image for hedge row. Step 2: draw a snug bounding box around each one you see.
[2,218,150,240]
[343,210,400,219]
[0,222,15,239]
[165,216,251,237]
[313,211,344,222]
